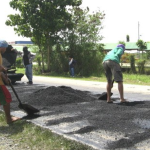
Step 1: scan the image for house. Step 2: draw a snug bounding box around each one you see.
[103,42,150,52]
[102,42,150,71]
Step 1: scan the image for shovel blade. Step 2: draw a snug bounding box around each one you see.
[98,92,113,100]
[18,103,40,115]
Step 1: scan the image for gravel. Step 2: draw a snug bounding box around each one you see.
[1,83,150,150]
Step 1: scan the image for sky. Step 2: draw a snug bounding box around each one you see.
[1,0,150,43]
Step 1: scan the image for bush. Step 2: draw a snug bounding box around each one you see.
[121,53,130,63]
[145,69,150,75]
[129,55,136,74]
[34,55,42,66]
[16,57,24,68]
[33,65,42,75]
[136,59,146,74]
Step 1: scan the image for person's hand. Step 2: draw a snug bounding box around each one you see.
[5,77,10,85]
[0,66,7,73]
[8,78,11,84]
[3,67,7,74]
[1,72,10,85]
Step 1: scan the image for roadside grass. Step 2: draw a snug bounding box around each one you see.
[16,68,150,86]
[0,112,93,150]
[123,74,150,85]
[16,68,25,74]
[74,74,150,85]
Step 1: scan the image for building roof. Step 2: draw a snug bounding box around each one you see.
[15,41,33,44]
[8,41,33,46]
[103,42,150,51]
[8,41,34,52]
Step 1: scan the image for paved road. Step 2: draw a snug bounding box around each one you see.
[22,76,150,101]
[11,76,150,150]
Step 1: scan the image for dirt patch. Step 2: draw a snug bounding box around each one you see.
[7,83,150,149]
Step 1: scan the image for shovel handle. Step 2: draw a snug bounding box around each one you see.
[112,79,114,85]
[9,82,22,104]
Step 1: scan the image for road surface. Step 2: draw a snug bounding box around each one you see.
[8,76,150,150]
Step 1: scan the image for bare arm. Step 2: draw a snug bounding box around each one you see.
[1,72,10,85]
[69,58,73,65]
[0,65,7,73]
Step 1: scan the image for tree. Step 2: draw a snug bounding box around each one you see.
[126,35,130,42]
[136,40,147,59]
[67,7,105,45]
[6,0,82,71]
[118,41,126,46]
[59,7,105,76]
[129,55,136,74]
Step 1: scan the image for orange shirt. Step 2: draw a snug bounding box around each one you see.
[0,53,4,85]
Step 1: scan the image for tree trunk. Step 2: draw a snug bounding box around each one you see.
[47,45,51,71]
[41,52,45,72]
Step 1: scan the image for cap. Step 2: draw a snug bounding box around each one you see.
[117,44,125,51]
[8,45,13,49]
[0,40,8,48]
[23,46,28,51]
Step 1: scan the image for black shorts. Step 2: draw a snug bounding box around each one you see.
[103,60,123,82]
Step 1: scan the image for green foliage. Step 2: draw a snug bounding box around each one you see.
[56,7,105,76]
[136,40,147,50]
[145,51,150,59]
[27,45,38,53]
[6,0,82,71]
[33,65,42,75]
[81,50,104,77]
[34,55,42,66]
[7,1,105,76]
[126,35,130,42]
[65,7,105,45]
[118,41,126,46]
[136,40,147,59]
[129,55,136,74]
[16,57,24,68]
[120,53,130,63]
[145,68,150,75]
[48,43,104,77]
[136,59,146,74]
[50,44,68,74]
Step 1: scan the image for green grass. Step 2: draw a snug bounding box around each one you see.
[123,73,150,85]
[75,74,150,85]
[16,68,25,74]
[0,112,93,150]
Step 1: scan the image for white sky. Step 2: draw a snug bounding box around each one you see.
[1,0,150,43]
[81,0,150,43]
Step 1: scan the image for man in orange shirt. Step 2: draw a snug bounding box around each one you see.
[0,40,20,124]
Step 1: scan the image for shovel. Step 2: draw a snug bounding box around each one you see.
[98,79,114,100]
[9,82,40,115]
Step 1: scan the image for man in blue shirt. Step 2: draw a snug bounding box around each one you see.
[69,56,76,77]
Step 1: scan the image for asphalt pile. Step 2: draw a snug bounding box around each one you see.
[23,86,95,106]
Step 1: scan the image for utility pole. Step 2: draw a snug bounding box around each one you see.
[138,21,140,40]
[137,21,140,59]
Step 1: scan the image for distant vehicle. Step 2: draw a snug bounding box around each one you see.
[2,45,24,84]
